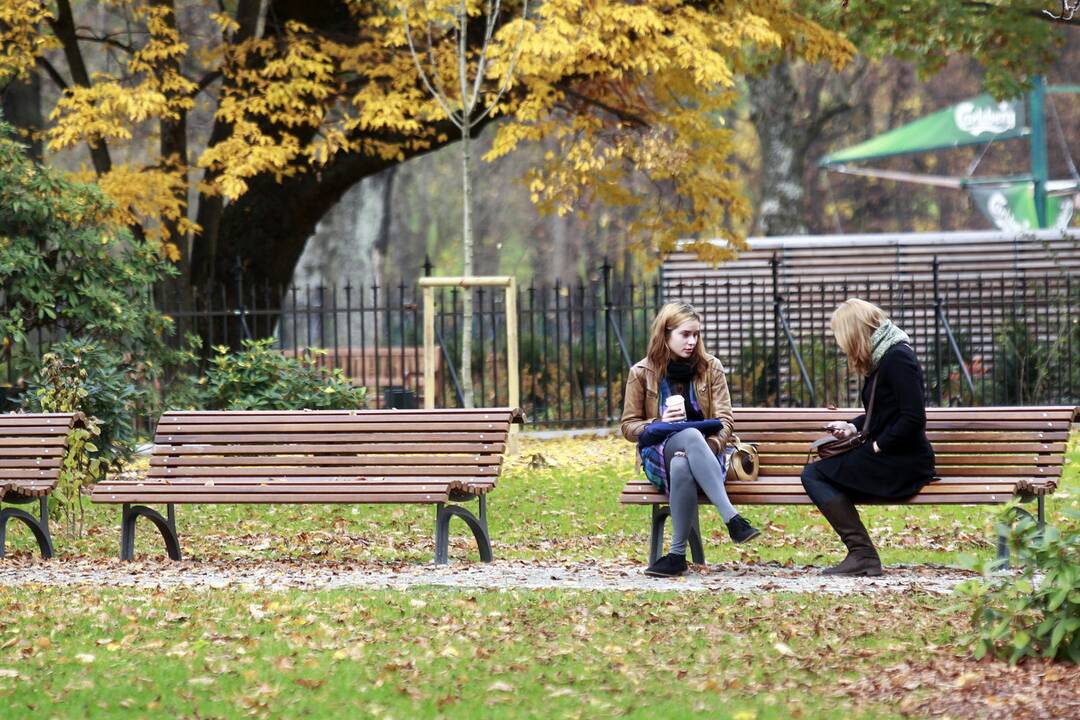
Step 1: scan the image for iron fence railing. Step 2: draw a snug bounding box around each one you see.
[152,262,1078,425]
[7,261,1077,426]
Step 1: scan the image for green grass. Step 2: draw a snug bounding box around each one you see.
[0,433,1075,718]
[0,585,963,719]
[6,433,1074,568]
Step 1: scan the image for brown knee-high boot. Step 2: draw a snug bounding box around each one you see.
[818,495,883,577]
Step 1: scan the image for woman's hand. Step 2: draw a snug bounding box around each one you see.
[661,405,686,422]
[825,421,857,439]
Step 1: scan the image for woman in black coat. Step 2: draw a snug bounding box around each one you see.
[801,299,936,577]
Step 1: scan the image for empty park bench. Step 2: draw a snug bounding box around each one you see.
[91,407,523,563]
[1,412,86,559]
[621,406,1077,565]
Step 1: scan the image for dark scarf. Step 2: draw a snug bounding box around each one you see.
[665,360,696,383]
[664,360,703,421]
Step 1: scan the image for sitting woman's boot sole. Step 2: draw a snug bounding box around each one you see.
[821,561,883,577]
[731,528,761,544]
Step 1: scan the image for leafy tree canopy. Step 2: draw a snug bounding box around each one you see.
[0,0,852,280]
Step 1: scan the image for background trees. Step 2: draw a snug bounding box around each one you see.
[0,0,852,301]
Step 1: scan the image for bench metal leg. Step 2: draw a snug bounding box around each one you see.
[0,496,54,559]
[434,500,492,565]
[648,505,705,566]
[120,503,181,561]
[995,532,1009,569]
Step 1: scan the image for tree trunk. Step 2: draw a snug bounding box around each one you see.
[747,61,806,237]
[460,123,475,408]
[1,71,43,161]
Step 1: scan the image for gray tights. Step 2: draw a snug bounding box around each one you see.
[664,428,739,555]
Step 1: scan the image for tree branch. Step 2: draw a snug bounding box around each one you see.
[48,0,112,174]
[74,32,135,54]
[35,58,68,92]
[558,85,650,129]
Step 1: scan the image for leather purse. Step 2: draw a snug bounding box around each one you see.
[807,374,878,463]
[726,435,760,482]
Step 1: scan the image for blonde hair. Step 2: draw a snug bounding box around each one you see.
[831,298,888,376]
[646,302,707,381]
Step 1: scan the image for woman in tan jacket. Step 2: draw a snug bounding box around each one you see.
[621,302,760,577]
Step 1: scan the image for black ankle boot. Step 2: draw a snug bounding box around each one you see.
[817,496,882,577]
[726,514,761,543]
[644,553,688,577]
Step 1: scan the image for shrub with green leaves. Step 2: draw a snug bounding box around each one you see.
[0,117,175,383]
[24,350,105,535]
[1,116,177,468]
[22,339,151,470]
[166,338,367,411]
[958,505,1080,664]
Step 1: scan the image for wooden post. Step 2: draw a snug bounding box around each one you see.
[423,285,436,410]
[419,277,522,452]
[504,277,519,453]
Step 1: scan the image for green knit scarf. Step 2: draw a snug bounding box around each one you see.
[870,320,911,371]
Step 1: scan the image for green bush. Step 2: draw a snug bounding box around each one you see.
[166,338,367,411]
[957,505,1080,664]
[22,349,105,535]
[22,339,152,470]
[1,116,176,467]
[0,119,176,373]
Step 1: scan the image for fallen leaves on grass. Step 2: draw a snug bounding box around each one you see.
[842,655,1080,719]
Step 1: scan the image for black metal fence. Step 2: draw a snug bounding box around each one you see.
[158,263,1079,426]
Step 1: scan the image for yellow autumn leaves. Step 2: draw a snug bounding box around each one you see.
[7,0,854,262]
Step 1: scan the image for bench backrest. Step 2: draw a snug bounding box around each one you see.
[733,406,1077,487]
[0,413,83,501]
[150,408,520,485]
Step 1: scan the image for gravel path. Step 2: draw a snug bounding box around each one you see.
[0,559,979,595]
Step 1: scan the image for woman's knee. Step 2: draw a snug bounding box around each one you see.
[668,456,692,485]
[675,428,708,447]
[800,463,820,488]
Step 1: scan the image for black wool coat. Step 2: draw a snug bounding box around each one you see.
[814,343,936,499]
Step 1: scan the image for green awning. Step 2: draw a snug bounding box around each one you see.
[969,182,1077,232]
[820,94,1028,166]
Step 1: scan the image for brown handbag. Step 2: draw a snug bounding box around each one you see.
[807,374,878,463]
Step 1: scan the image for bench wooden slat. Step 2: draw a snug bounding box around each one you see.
[93,491,458,504]
[152,432,509,444]
[754,453,1061,466]
[152,442,507,456]
[150,454,502,467]
[148,465,500,478]
[157,421,512,435]
[0,469,59,480]
[755,465,1061,477]
[749,442,1067,454]
[156,409,516,423]
[732,431,1071,442]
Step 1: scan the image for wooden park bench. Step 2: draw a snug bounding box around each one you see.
[1,412,86,559]
[91,407,522,563]
[621,406,1077,565]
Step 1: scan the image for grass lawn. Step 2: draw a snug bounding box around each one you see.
[0,432,1075,718]
[1,585,963,719]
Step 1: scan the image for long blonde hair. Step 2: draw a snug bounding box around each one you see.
[831,298,887,376]
[646,302,707,381]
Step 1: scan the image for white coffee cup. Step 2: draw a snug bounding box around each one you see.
[665,394,685,419]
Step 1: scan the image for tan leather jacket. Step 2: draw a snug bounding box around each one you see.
[620,353,735,454]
